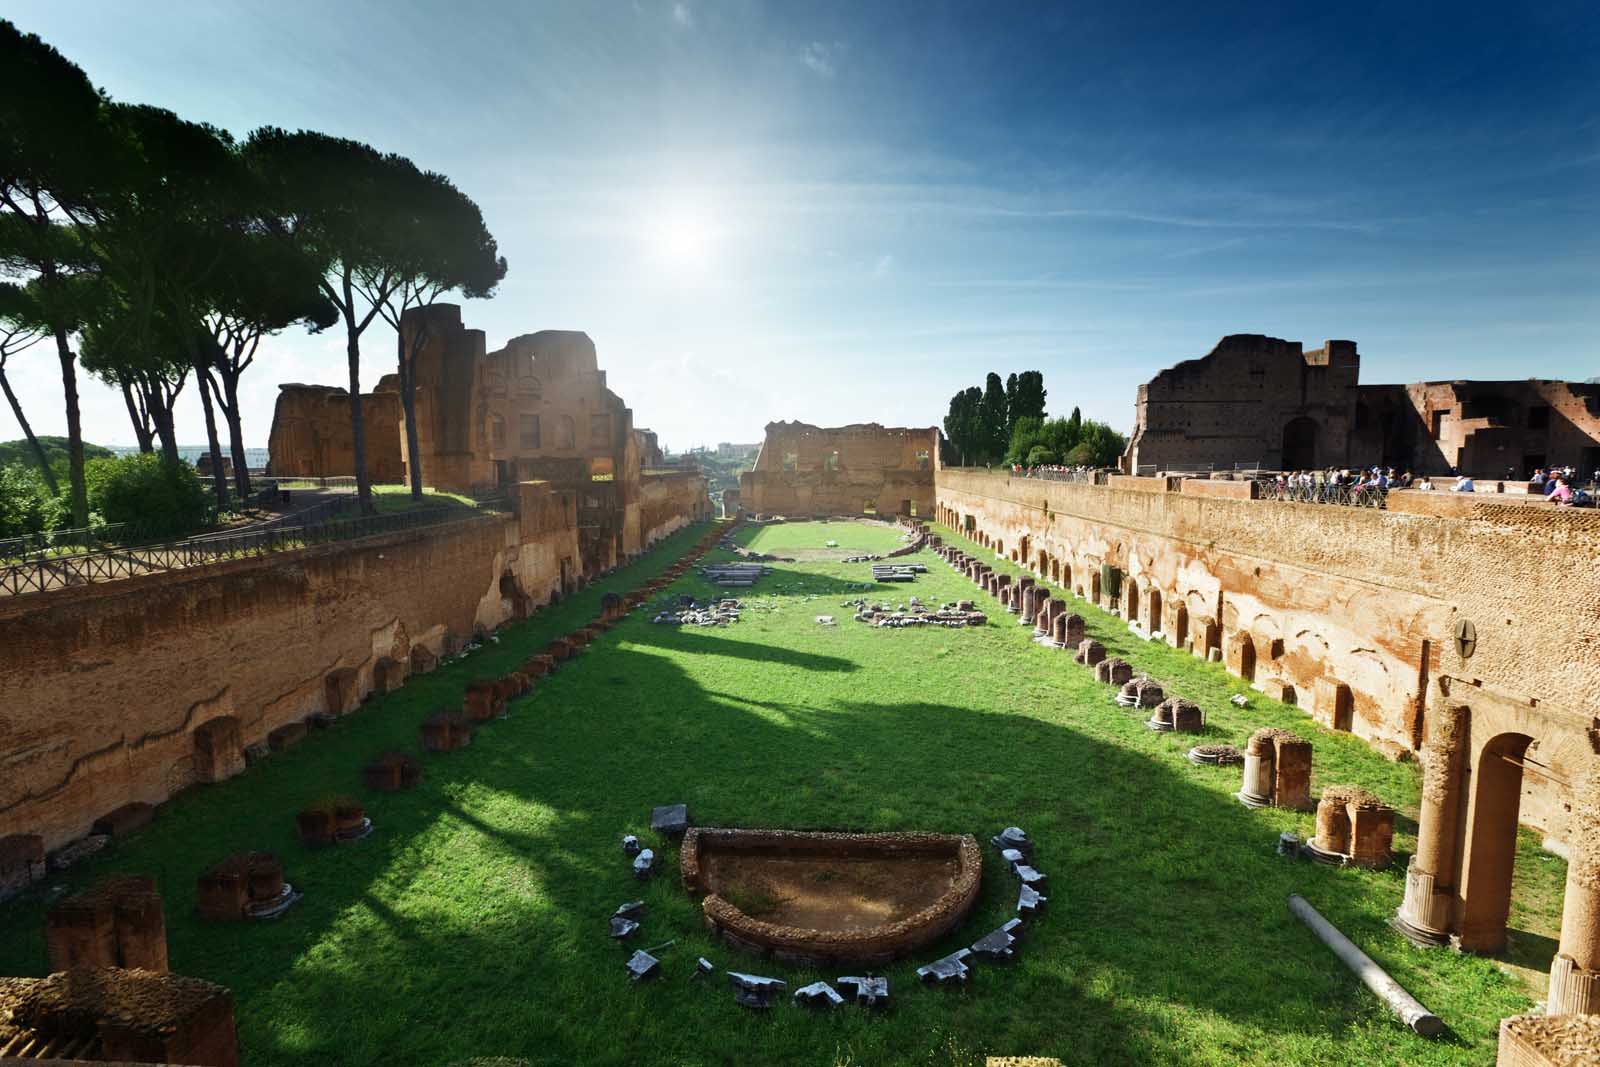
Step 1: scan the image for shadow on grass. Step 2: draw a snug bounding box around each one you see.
[0,522,1521,1067]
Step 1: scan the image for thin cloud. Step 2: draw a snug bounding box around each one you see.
[871,253,893,278]
[672,3,693,28]
[801,41,845,78]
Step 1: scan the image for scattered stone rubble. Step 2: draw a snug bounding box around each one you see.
[849,599,987,628]
[870,563,926,583]
[1187,743,1243,766]
[652,597,744,626]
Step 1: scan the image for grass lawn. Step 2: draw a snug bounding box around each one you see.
[742,517,916,560]
[0,520,1561,1066]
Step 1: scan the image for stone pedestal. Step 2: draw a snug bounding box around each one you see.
[1079,640,1106,668]
[1497,1013,1600,1066]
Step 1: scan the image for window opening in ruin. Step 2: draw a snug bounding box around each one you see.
[590,413,611,443]
[1527,405,1551,430]
[825,450,839,471]
[907,501,917,516]
[1281,416,1318,470]
[491,415,506,449]
[557,415,576,449]
[1430,411,1446,439]
[520,414,540,449]
[916,449,930,471]
[1125,580,1139,624]
[590,457,615,481]
[783,451,798,472]
[1463,394,1514,424]
[1147,587,1162,634]
[862,499,877,514]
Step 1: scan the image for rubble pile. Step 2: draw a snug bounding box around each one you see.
[651,597,744,626]
[847,598,987,628]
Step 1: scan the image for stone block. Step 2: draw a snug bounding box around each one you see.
[1079,639,1107,668]
[463,680,506,723]
[1107,659,1134,686]
[372,656,408,694]
[193,717,244,784]
[48,875,169,973]
[364,751,422,792]
[421,711,473,752]
[324,667,360,715]
[1062,614,1086,647]
[1258,676,1297,706]
[93,802,155,839]
[1312,677,1353,732]
[1274,737,1314,811]
[197,852,285,921]
[7,968,239,1067]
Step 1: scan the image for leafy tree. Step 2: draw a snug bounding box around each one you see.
[0,20,120,525]
[1013,370,1046,423]
[0,462,66,538]
[942,385,983,466]
[1026,445,1057,465]
[80,305,191,465]
[249,128,478,513]
[354,169,505,500]
[0,280,56,492]
[980,372,1009,462]
[85,451,208,538]
[200,231,337,500]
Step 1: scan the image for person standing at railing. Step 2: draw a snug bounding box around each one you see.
[1451,474,1475,493]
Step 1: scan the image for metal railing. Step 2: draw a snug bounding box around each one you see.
[0,504,498,598]
[1255,479,1389,509]
[1015,469,1098,484]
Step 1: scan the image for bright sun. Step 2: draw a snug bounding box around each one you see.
[648,210,713,271]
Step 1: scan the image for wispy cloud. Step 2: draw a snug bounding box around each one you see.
[1161,236,1249,260]
[671,3,693,28]
[801,41,845,78]
[871,253,893,278]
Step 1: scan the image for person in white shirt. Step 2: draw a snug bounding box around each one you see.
[1452,475,1475,493]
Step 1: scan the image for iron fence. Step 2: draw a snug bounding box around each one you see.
[1255,479,1389,508]
[1018,469,1098,484]
[0,504,497,598]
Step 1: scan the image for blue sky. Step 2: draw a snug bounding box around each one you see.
[4,0,1597,450]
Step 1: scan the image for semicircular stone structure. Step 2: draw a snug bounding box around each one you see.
[680,828,982,966]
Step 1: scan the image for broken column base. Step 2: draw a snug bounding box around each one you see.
[1547,953,1600,1016]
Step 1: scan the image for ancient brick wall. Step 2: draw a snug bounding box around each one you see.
[1123,335,1360,474]
[265,383,404,482]
[936,469,1600,843]
[639,471,712,548]
[0,508,572,853]
[740,422,939,518]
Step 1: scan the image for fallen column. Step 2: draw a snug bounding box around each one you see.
[1287,893,1443,1038]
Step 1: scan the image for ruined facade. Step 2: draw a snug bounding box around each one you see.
[739,421,939,518]
[936,468,1600,1007]
[1123,334,1600,477]
[266,305,710,570]
[265,383,404,482]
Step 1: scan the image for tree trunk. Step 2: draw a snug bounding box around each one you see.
[219,369,251,500]
[399,328,424,500]
[151,402,179,465]
[345,311,372,515]
[54,329,88,527]
[193,351,229,513]
[0,362,60,495]
[119,374,154,453]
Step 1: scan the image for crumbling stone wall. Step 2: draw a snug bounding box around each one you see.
[266,382,404,482]
[936,468,1600,844]
[739,421,938,518]
[0,503,579,852]
[640,471,712,549]
[1121,333,1600,477]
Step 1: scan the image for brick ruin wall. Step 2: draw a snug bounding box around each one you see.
[266,385,405,482]
[936,469,1600,845]
[0,472,712,853]
[638,471,713,548]
[740,422,938,518]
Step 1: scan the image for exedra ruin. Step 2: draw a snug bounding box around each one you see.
[2,9,1599,1067]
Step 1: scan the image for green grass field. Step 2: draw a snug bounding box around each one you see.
[0,520,1561,1066]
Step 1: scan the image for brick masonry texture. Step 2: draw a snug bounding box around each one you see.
[739,421,938,518]
[937,468,1600,843]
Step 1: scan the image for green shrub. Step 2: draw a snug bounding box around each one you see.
[1025,445,1057,465]
[85,453,209,539]
[0,463,68,540]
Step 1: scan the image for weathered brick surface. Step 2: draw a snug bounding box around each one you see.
[739,421,938,518]
[937,469,1600,842]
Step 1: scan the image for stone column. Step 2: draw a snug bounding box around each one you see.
[1395,704,1468,947]
[1238,728,1276,808]
[1548,761,1600,1015]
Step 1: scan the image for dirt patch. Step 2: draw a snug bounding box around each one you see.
[681,828,982,965]
[701,849,960,934]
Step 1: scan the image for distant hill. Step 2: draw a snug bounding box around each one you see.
[0,436,117,471]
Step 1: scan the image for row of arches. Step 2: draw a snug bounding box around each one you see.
[935,496,1600,1014]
